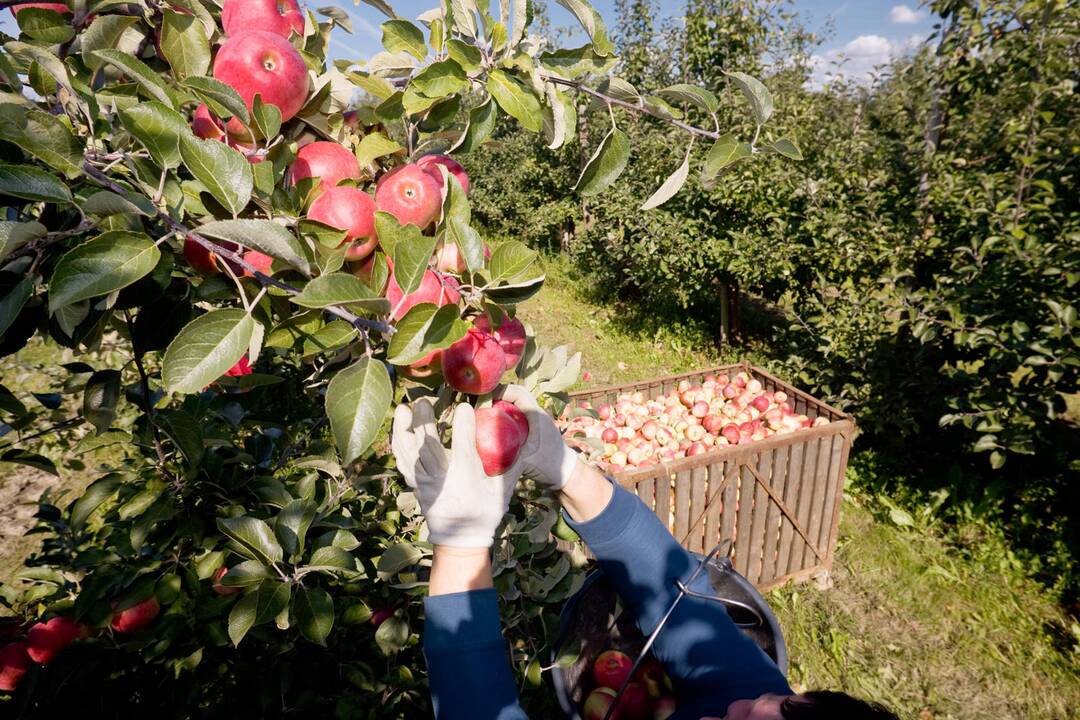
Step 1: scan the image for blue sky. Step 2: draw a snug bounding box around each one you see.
[2,1,937,84]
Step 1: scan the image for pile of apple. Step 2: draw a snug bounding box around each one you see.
[561,372,829,473]
[582,649,675,720]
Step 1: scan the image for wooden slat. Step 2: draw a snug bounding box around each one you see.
[815,435,844,555]
[704,460,725,552]
[760,445,788,585]
[776,439,803,576]
[655,473,673,534]
[673,469,691,542]
[805,435,834,572]
[688,464,707,554]
[823,424,854,571]
[790,432,821,574]
[637,476,656,513]
[720,461,738,551]
[746,448,771,585]
[734,463,755,577]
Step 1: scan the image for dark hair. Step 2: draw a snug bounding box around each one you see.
[780,691,899,720]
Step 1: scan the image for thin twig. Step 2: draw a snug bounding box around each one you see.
[540,75,721,141]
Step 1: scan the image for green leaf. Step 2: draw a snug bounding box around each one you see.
[359,0,398,19]
[701,133,752,186]
[0,221,46,260]
[251,94,282,139]
[451,96,497,153]
[382,19,427,61]
[308,546,357,570]
[325,357,392,465]
[0,163,72,204]
[538,45,618,78]
[355,132,403,168]
[48,231,161,313]
[658,83,719,113]
[16,8,74,45]
[489,241,538,282]
[446,39,482,72]
[220,560,271,589]
[156,409,204,466]
[443,175,484,271]
[92,49,178,108]
[375,615,409,654]
[180,132,253,216]
[197,219,311,276]
[120,102,186,169]
[1,449,58,476]
[410,59,468,98]
[554,0,614,55]
[725,71,773,125]
[386,303,468,365]
[292,273,391,313]
[346,71,396,101]
[81,190,155,217]
[0,277,32,339]
[159,9,211,80]
[82,369,121,434]
[161,308,255,394]
[574,128,630,196]
[487,69,542,133]
[228,580,290,646]
[6,41,75,98]
[769,137,803,160]
[377,543,424,578]
[448,0,478,37]
[302,320,358,358]
[218,516,284,565]
[294,586,334,646]
[391,231,439,296]
[81,15,139,71]
[641,150,691,210]
[182,76,250,125]
[274,499,317,557]
[0,106,83,177]
[70,474,122,529]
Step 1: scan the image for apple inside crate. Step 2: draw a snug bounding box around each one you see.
[558,363,855,591]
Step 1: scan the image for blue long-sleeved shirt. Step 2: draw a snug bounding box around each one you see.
[423,484,792,719]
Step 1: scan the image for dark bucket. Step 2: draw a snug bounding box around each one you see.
[551,553,787,719]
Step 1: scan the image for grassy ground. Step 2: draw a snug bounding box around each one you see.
[519,257,1080,720]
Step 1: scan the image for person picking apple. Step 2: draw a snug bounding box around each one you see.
[392,386,898,720]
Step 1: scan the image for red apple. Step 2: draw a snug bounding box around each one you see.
[307,186,378,261]
[702,414,725,434]
[222,0,304,38]
[25,617,84,665]
[416,153,470,193]
[213,31,309,134]
[243,250,274,276]
[593,649,634,690]
[385,269,461,321]
[374,164,443,229]
[653,695,676,720]
[288,141,361,195]
[472,315,526,370]
[435,241,491,273]
[442,328,507,395]
[110,596,160,634]
[192,103,226,140]
[0,641,30,692]
[211,566,243,595]
[350,253,386,293]
[692,400,709,418]
[602,427,619,443]
[721,424,741,445]
[474,400,529,475]
[370,607,395,627]
[583,687,620,720]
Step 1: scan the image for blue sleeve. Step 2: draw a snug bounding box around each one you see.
[423,588,528,720]
[565,483,791,718]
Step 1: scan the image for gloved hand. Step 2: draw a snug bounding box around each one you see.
[498,384,581,491]
[391,398,520,548]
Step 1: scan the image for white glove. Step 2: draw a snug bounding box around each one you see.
[391,398,520,548]
[499,384,580,491]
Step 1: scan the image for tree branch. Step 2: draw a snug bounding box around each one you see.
[540,75,721,141]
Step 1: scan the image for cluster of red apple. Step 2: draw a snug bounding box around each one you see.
[583,650,675,720]
[561,372,828,472]
[0,597,159,692]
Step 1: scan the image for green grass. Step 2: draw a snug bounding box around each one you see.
[520,256,1080,720]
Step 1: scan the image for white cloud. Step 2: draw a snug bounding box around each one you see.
[889,5,926,24]
[807,34,911,89]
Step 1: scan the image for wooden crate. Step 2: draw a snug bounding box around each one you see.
[567,362,854,591]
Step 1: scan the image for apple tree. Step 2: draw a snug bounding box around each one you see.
[0,0,786,714]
